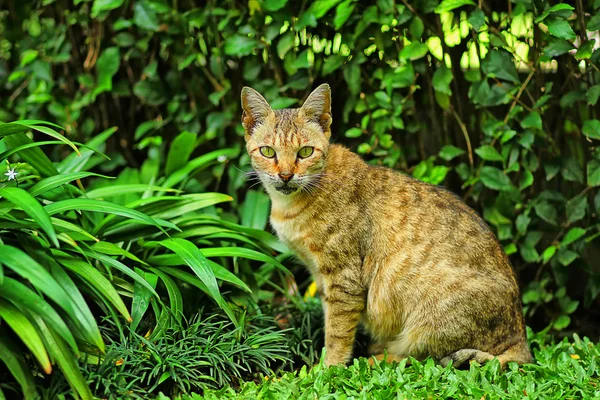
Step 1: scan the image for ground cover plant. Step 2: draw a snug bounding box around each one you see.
[0,0,600,398]
[194,334,600,399]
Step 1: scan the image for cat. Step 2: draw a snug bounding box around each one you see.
[240,83,533,368]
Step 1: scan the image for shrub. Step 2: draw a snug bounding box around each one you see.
[0,120,290,398]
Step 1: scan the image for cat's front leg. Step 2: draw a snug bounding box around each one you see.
[322,276,365,366]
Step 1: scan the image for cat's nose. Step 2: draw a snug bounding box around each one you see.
[278,173,294,183]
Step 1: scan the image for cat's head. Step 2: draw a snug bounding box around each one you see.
[240,84,332,197]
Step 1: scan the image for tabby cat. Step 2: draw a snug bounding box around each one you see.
[241,83,533,368]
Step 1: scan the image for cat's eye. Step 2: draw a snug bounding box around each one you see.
[298,146,314,159]
[260,147,276,158]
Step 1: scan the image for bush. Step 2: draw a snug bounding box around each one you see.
[0,120,291,398]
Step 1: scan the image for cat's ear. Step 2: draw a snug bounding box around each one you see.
[299,83,332,136]
[241,87,274,135]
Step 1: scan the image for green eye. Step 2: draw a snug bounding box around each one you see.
[298,146,314,159]
[260,147,275,158]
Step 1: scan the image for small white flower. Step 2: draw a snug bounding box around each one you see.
[217,155,227,163]
[4,167,17,181]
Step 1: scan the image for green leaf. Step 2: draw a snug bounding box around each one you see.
[3,134,59,178]
[161,148,239,189]
[541,245,557,264]
[240,190,270,230]
[482,50,519,83]
[44,199,167,235]
[130,268,158,331]
[276,32,295,59]
[94,47,120,96]
[166,131,197,175]
[534,200,558,225]
[83,250,161,301]
[587,159,600,186]
[345,127,362,138]
[519,169,534,190]
[521,112,542,130]
[146,238,232,321]
[587,85,600,105]
[29,172,112,197]
[575,40,596,60]
[307,0,344,19]
[400,42,429,61]
[0,337,37,399]
[48,262,104,352]
[91,0,125,17]
[334,0,355,30]
[553,315,571,330]
[475,145,503,162]
[54,254,131,322]
[439,145,465,161]
[31,316,93,400]
[20,49,38,67]
[409,17,425,39]
[516,214,530,234]
[224,35,260,57]
[479,166,512,191]
[589,13,600,31]
[260,0,288,12]
[566,195,587,224]
[561,227,586,247]
[0,277,78,352]
[582,119,600,140]
[434,0,475,13]
[543,38,575,58]
[468,8,485,31]
[0,246,84,333]
[0,300,51,374]
[0,187,59,247]
[149,268,183,323]
[546,18,576,40]
[432,66,453,96]
[133,0,160,31]
[58,127,117,173]
[0,122,79,155]
[535,4,574,23]
[557,249,579,266]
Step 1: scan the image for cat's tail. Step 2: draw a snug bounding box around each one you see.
[440,341,533,368]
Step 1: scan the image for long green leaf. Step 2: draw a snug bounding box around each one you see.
[130,268,158,331]
[82,184,180,200]
[0,277,78,352]
[146,238,222,305]
[48,261,104,352]
[31,315,93,400]
[58,126,117,173]
[0,299,51,374]
[149,268,183,323]
[160,148,239,190]
[148,253,252,293]
[82,250,161,301]
[0,187,59,247]
[43,198,168,235]
[29,171,113,197]
[51,217,99,242]
[156,266,238,325]
[3,133,59,177]
[0,245,82,326]
[0,335,37,400]
[149,193,232,220]
[54,253,132,322]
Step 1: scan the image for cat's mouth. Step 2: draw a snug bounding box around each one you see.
[275,186,298,195]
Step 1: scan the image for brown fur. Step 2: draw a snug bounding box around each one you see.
[241,84,533,368]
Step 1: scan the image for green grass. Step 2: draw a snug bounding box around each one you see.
[161,334,599,399]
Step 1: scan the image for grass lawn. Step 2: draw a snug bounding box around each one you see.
[162,334,599,399]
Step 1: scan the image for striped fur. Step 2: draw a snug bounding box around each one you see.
[241,84,533,368]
